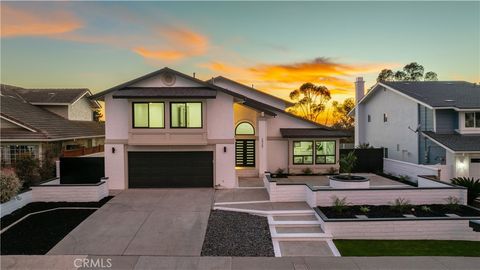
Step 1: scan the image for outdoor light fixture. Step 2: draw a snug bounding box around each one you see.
[112,147,116,154]
[223,146,227,153]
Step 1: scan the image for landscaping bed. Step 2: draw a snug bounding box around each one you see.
[0,196,113,255]
[317,204,480,219]
[333,239,480,256]
[201,210,274,257]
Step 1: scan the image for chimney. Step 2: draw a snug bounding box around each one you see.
[355,77,365,103]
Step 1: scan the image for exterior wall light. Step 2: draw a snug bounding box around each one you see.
[112,147,116,154]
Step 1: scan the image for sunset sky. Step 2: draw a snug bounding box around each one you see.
[1,1,479,118]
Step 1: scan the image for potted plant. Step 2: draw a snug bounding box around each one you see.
[329,151,369,188]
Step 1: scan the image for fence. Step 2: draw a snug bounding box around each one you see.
[62,145,104,157]
[340,148,384,173]
[59,157,105,184]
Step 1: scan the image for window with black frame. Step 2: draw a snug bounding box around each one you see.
[170,102,202,128]
[315,141,336,164]
[132,102,164,128]
[293,141,313,164]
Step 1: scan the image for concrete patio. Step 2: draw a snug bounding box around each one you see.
[276,173,411,188]
[48,189,214,256]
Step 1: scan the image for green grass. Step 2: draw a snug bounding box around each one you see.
[333,240,480,256]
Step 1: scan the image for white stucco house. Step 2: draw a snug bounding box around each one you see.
[90,68,349,189]
[352,79,480,180]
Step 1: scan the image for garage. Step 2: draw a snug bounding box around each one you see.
[128,151,214,188]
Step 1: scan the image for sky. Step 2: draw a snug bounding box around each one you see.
[1,1,479,121]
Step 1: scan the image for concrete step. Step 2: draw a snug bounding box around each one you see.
[272,214,318,221]
[278,240,335,257]
[275,226,324,234]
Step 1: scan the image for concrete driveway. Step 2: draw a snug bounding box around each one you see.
[48,189,214,256]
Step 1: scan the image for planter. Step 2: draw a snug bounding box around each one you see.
[329,175,370,189]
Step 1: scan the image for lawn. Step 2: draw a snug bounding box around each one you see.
[334,240,480,257]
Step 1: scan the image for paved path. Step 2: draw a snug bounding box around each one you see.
[48,189,214,256]
[2,255,480,270]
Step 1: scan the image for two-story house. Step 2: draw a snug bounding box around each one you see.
[0,84,105,165]
[90,67,349,190]
[353,79,480,179]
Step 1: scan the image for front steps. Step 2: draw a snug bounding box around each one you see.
[267,213,339,257]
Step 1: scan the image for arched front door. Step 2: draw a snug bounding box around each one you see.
[235,122,255,167]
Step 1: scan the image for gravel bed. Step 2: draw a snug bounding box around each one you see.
[201,210,274,257]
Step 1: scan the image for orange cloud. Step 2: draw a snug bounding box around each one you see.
[1,4,83,37]
[133,27,209,62]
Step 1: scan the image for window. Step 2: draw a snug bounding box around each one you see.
[171,102,202,128]
[315,141,336,164]
[235,122,255,135]
[1,145,38,165]
[383,113,388,122]
[293,141,313,164]
[368,115,371,122]
[132,102,164,128]
[465,112,480,128]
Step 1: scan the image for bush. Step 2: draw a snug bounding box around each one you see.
[275,168,285,175]
[445,196,461,211]
[451,177,480,205]
[1,169,23,203]
[327,167,338,175]
[39,159,56,180]
[332,196,349,213]
[339,151,357,177]
[302,167,313,174]
[359,206,370,214]
[14,154,40,188]
[389,198,411,212]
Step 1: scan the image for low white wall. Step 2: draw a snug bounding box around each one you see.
[323,219,480,240]
[384,158,440,183]
[31,181,108,202]
[264,175,307,202]
[0,190,33,218]
[315,188,467,206]
[417,176,451,187]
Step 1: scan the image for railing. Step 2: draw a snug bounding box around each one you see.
[62,145,104,157]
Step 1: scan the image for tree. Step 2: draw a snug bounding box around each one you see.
[93,109,103,122]
[288,82,331,122]
[376,62,438,82]
[331,98,355,130]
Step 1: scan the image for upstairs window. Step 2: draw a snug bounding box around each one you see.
[133,102,164,128]
[465,112,480,128]
[235,122,255,135]
[293,141,313,164]
[171,102,202,128]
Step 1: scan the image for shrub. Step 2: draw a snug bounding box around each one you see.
[275,168,285,175]
[39,159,56,180]
[339,151,357,177]
[389,198,411,212]
[445,196,460,211]
[356,143,373,149]
[14,154,40,188]
[327,167,338,175]
[359,206,370,214]
[331,196,349,213]
[1,169,22,203]
[302,167,313,175]
[420,205,432,212]
[398,175,411,182]
[451,177,480,205]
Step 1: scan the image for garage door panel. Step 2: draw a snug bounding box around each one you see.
[128,151,213,188]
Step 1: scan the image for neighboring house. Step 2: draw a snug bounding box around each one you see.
[90,67,349,190]
[0,85,105,165]
[352,79,480,179]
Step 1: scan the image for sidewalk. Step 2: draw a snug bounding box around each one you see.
[2,255,479,270]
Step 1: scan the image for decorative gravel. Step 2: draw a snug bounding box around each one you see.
[201,210,274,257]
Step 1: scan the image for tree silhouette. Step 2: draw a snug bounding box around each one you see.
[288,82,331,122]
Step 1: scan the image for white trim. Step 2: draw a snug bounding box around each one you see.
[30,102,70,106]
[326,239,341,257]
[0,115,38,132]
[214,200,270,206]
[433,108,437,132]
[71,91,89,105]
[212,206,314,216]
[1,135,105,142]
[272,239,282,257]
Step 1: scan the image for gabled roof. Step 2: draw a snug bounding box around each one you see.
[355,81,479,112]
[90,67,333,128]
[422,131,480,152]
[208,76,295,107]
[0,84,100,108]
[1,91,104,141]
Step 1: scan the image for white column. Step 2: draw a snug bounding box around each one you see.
[258,117,268,176]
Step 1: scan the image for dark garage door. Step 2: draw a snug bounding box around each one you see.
[128,151,213,188]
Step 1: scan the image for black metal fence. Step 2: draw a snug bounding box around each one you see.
[60,157,105,184]
[340,148,384,173]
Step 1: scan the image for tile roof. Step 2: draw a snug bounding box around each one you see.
[280,128,351,138]
[423,131,480,152]
[112,87,217,99]
[381,81,480,109]
[1,88,104,141]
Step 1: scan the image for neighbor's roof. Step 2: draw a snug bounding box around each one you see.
[0,84,100,108]
[280,128,351,138]
[422,131,480,152]
[113,87,217,99]
[1,90,104,141]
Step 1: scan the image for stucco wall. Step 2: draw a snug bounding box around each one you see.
[207,92,235,140]
[68,98,93,121]
[105,94,129,140]
[267,140,289,172]
[363,87,419,163]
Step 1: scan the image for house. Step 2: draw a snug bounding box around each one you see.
[352,78,480,179]
[0,85,105,165]
[90,67,349,190]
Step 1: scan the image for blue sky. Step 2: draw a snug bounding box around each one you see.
[1,1,479,102]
